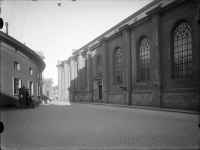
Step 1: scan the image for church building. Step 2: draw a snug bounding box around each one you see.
[57,0,199,111]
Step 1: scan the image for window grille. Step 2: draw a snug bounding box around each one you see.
[114,48,122,84]
[173,22,192,77]
[139,37,150,81]
[97,56,102,77]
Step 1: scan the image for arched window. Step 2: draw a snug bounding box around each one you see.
[139,37,150,81]
[114,48,122,84]
[97,56,102,77]
[173,22,192,77]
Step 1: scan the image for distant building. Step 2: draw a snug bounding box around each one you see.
[34,50,45,60]
[53,86,59,100]
[57,0,200,111]
[43,78,53,99]
[0,31,46,107]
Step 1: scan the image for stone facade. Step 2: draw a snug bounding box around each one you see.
[43,78,54,99]
[57,0,199,111]
[53,86,59,100]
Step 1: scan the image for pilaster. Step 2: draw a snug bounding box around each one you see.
[57,60,62,100]
[100,37,109,103]
[119,24,132,105]
[70,57,75,101]
[87,48,93,102]
[64,60,69,101]
[147,7,162,107]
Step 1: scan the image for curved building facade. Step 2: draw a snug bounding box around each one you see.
[0,31,46,107]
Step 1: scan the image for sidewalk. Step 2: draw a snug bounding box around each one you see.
[71,101,200,114]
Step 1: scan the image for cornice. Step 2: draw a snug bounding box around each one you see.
[56,63,64,68]
[130,15,150,29]
[99,37,108,42]
[90,43,102,51]
[72,54,79,61]
[106,30,122,41]
[74,0,162,54]
[130,0,189,30]
[161,0,188,13]
[146,6,162,16]
[0,31,46,72]
[130,6,162,29]
[81,49,88,56]
[118,24,131,32]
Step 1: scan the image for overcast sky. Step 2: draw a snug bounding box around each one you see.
[1,0,152,86]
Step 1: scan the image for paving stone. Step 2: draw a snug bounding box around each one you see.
[1,101,199,150]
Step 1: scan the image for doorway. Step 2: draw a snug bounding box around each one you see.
[99,85,102,99]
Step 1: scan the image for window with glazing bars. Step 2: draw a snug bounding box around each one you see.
[114,48,122,84]
[139,37,150,81]
[14,78,21,95]
[97,56,102,77]
[173,22,192,77]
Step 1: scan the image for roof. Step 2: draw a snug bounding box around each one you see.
[72,0,175,55]
[0,31,46,72]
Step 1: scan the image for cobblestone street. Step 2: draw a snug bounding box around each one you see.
[1,101,199,150]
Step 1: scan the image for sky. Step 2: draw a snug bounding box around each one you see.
[1,0,153,86]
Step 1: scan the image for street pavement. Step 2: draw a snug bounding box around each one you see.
[1,101,199,150]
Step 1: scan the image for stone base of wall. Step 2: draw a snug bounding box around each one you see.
[71,89,199,111]
[162,92,199,111]
[131,93,153,107]
[108,94,126,105]
[81,93,92,102]
[74,95,79,101]
[93,98,103,103]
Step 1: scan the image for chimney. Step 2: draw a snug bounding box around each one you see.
[5,22,8,35]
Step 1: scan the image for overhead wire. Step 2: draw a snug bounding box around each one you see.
[20,0,30,41]
[9,0,15,28]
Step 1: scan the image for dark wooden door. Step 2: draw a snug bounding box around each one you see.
[99,85,102,99]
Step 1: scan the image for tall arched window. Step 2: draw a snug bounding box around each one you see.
[97,56,102,77]
[114,48,122,84]
[139,37,150,81]
[173,22,192,77]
